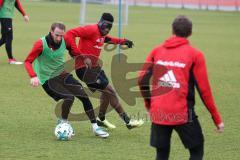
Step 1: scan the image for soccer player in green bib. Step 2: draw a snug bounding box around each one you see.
[0,0,29,64]
[24,22,109,138]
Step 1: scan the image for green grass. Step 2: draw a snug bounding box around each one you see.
[0,1,240,160]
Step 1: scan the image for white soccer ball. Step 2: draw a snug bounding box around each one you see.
[54,122,74,140]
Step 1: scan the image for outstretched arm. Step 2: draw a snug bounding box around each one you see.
[105,35,134,48]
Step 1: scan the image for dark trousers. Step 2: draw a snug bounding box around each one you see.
[0,18,13,59]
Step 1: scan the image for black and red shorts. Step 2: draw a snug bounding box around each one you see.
[76,67,109,92]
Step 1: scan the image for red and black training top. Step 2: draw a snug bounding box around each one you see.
[64,24,127,68]
[138,36,222,126]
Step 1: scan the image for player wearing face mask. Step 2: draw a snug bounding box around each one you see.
[65,13,143,130]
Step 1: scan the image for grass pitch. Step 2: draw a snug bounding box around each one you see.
[0,1,240,160]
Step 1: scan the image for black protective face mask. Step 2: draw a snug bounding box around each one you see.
[98,20,113,36]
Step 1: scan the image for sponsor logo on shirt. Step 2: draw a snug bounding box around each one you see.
[156,60,186,68]
[94,38,104,49]
[159,70,180,88]
[93,45,103,49]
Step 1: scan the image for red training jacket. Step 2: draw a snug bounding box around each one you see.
[138,36,222,126]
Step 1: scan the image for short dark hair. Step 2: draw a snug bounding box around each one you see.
[101,13,114,23]
[51,22,66,32]
[172,15,192,38]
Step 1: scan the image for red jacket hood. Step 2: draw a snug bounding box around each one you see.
[163,36,189,49]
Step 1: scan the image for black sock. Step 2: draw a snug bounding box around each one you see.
[120,112,130,124]
[85,110,97,123]
[98,113,105,121]
[0,37,6,46]
[61,98,74,120]
[78,96,97,123]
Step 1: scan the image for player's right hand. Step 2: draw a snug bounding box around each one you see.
[84,58,92,69]
[122,39,134,48]
[215,122,224,133]
[23,15,29,22]
[30,77,40,87]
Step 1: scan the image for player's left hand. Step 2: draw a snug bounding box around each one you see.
[122,39,134,48]
[30,76,40,87]
[215,122,224,133]
[23,15,29,22]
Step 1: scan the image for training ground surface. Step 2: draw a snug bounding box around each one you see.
[0,1,239,160]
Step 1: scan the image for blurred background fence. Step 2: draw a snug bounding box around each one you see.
[39,0,240,11]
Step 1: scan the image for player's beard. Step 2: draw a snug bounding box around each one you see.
[54,39,62,44]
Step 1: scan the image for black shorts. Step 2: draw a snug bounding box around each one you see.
[150,118,204,149]
[42,74,87,101]
[0,18,13,39]
[76,67,109,92]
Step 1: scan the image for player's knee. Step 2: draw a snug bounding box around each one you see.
[105,85,117,96]
[0,35,6,42]
[64,95,75,102]
[78,96,91,105]
[5,30,13,41]
[109,97,119,107]
[101,98,109,106]
[101,99,110,106]
[100,93,110,104]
